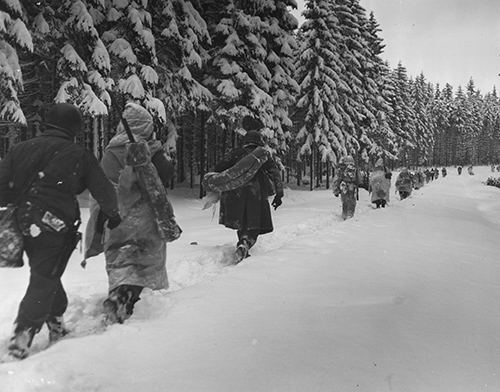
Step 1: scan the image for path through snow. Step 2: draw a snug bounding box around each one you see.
[0,167,499,392]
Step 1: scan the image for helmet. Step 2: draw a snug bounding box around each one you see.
[45,103,83,136]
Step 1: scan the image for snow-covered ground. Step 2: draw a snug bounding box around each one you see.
[1,167,499,392]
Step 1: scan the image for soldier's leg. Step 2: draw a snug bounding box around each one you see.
[10,232,75,357]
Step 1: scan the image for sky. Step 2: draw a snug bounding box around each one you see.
[291,0,500,93]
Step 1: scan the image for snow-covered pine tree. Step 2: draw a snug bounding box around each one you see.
[389,62,417,166]
[252,0,299,152]
[478,89,498,163]
[100,0,166,129]
[464,78,482,164]
[364,11,397,162]
[431,84,452,165]
[334,0,380,163]
[295,0,347,170]
[410,73,435,165]
[0,0,33,124]
[54,1,110,118]
[150,0,214,194]
[202,0,275,149]
[151,0,212,117]
[452,85,470,165]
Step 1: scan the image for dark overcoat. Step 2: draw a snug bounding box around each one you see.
[214,146,283,234]
[0,129,118,229]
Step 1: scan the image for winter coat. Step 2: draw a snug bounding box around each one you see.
[214,145,283,234]
[395,170,414,193]
[413,171,425,189]
[0,129,118,230]
[369,169,391,203]
[100,138,173,291]
[94,104,175,292]
[332,162,362,197]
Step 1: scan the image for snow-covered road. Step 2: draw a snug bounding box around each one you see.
[1,167,499,392]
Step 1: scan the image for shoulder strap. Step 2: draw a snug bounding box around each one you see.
[121,117,136,143]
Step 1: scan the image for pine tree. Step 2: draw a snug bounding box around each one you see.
[295,0,346,166]
[0,0,33,124]
[364,11,397,161]
[254,0,299,151]
[410,73,435,165]
[204,0,275,138]
[335,0,379,162]
[54,1,111,117]
[389,62,417,166]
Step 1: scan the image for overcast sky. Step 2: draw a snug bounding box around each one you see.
[291,0,500,93]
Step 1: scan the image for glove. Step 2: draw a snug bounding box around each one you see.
[107,214,122,230]
[271,195,282,210]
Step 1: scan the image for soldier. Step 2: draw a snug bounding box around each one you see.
[214,116,283,263]
[369,158,391,208]
[0,103,120,359]
[333,155,361,220]
[395,168,414,200]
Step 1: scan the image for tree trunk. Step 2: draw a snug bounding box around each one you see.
[309,152,313,191]
[199,111,207,199]
[326,163,330,189]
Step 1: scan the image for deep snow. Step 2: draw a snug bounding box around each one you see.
[0,167,499,392]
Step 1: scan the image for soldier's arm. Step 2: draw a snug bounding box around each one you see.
[151,151,175,189]
[264,157,284,198]
[83,151,119,219]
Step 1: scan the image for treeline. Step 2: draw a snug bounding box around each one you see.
[1,0,499,194]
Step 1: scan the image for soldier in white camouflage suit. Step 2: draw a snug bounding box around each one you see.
[333,156,361,220]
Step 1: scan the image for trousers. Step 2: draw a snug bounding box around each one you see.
[15,230,78,331]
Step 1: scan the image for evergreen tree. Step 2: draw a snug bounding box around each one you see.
[389,62,416,165]
[203,0,274,138]
[295,0,346,164]
[0,0,33,123]
[54,0,110,116]
[364,11,397,161]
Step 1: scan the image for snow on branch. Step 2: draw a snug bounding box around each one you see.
[109,38,137,64]
[118,74,145,98]
[8,19,33,51]
[60,44,88,72]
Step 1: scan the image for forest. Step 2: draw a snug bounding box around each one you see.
[1,0,499,195]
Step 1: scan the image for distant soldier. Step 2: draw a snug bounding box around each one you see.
[333,155,361,220]
[441,167,447,177]
[467,165,474,175]
[413,169,425,190]
[457,165,462,175]
[395,168,414,200]
[369,158,391,208]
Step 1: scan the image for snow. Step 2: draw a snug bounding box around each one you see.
[0,11,11,33]
[60,44,87,73]
[109,38,137,64]
[8,19,33,51]
[33,13,50,35]
[117,74,145,99]
[1,167,500,391]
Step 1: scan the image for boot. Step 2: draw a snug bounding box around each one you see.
[103,286,141,325]
[235,240,249,264]
[8,325,36,359]
[46,316,69,343]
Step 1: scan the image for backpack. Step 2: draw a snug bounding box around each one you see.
[343,163,357,183]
